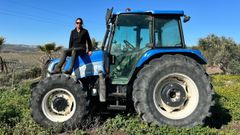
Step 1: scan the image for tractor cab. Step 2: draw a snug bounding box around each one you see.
[102,9,189,84]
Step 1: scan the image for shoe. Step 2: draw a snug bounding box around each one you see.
[64,70,72,75]
[51,67,61,74]
[51,71,61,75]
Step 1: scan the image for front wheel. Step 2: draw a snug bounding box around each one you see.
[30,74,89,130]
[133,54,213,127]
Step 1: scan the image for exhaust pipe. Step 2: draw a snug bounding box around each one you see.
[98,70,106,102]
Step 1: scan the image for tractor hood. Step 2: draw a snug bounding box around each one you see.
[48,50,105,78]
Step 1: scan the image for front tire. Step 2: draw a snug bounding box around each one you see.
[30,74,89,130]
[133,54,213,127]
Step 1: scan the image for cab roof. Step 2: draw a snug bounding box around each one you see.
[114,10,184,16]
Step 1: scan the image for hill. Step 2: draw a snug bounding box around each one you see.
[1,44,39,53]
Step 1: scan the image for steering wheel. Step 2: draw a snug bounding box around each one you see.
[123,40,135,49]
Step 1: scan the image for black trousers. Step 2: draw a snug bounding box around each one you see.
[55,49,85,72]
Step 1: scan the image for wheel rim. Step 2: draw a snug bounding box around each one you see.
[153,73,199,120]
[41,88,76,122]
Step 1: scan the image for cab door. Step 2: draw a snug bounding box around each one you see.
[109,14,152,84]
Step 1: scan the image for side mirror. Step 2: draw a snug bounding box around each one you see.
[183,15,191,23]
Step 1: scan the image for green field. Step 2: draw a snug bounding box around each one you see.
[0,75,239,135]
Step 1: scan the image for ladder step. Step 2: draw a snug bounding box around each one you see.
[107,105,126,110]
[108,93,126,98]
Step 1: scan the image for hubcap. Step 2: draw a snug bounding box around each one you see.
[53,97,69,112]
[153,73,199,120]
[161,83,187,107]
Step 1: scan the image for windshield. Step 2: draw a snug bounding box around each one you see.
[154,17,182,47]
[111,14,151,51]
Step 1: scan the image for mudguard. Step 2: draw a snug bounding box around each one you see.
[136,49,207,68]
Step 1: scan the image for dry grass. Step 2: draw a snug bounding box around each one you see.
[0,52,60,71]
[1,52,42,69]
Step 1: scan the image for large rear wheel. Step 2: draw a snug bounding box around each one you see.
[133,54,213,127]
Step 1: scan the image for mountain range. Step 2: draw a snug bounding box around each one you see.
[0,44,39,53]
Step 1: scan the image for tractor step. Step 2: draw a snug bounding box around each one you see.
[107,105,126,110]
[108,93,126,98]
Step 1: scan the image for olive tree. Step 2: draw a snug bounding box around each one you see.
[91,38,99,50]
[197,34,240,74]
[0,37,5,50]
[0,37,8,73]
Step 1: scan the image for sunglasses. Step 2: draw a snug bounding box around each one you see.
[76,22,82,24]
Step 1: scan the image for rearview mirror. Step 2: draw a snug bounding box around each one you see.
[183,15,191,23]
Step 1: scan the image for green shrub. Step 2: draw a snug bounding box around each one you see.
[0,87,27,127]
[0,67,41,87]
[14,67,41,83]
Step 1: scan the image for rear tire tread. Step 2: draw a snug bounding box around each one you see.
[133,54,213,127]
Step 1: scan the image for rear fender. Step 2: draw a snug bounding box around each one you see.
[136,49,207,68]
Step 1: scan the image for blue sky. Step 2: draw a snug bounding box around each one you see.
[0,0,239,47]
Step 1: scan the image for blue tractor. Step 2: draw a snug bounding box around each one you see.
[30,8,213,129]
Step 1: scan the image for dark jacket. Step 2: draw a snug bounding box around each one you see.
[69,28,93,51]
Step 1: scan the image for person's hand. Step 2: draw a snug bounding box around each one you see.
[88,51,92,56]
[73,48,77,51]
